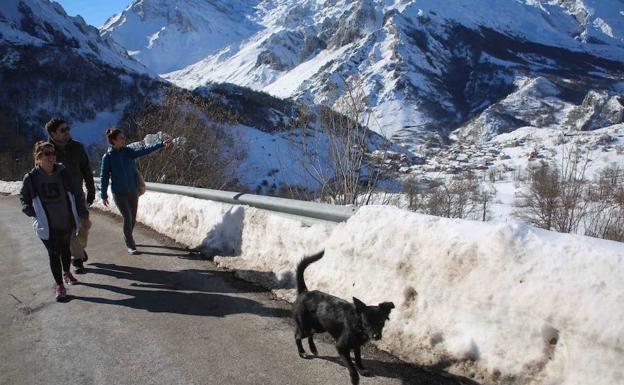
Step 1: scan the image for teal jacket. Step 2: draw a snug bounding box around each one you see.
[99,142,164,198]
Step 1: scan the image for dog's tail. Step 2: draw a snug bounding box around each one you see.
[296,250,324,294]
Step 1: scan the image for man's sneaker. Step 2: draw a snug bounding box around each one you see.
[63,272,78,285]
[127,247,139,255]
[73,259,86,274]
[55,285,67,302]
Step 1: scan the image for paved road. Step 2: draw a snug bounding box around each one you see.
[0,196,477,385]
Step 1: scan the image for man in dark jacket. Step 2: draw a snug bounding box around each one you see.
[46,117,95,274]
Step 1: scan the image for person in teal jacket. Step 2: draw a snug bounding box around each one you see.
[100,128,173,254]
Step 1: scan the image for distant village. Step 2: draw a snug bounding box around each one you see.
[370,126,624,182]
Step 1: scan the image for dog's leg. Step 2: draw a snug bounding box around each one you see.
[294,324,308,358]
[296,338,309,358]
[353,346,370,377]
[307,335,318,356]
[294,314,312,359]
[337,346,359,385]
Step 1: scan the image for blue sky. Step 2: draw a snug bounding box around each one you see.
[54,0,133,28]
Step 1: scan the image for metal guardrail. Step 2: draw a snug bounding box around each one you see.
[94,178,358,223]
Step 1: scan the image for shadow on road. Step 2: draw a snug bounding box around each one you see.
[135,244,190,252]
[229,269,296,291]
[76,281,290,319]
[134,244,205,259]
[312,355,481,385]
[85,262,269,294]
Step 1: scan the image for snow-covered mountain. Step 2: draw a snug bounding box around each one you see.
[0,0,160,145]
[102,0,624,149]
[452,76,624,142]
[3,0,621,191]
[1,0,152,74]
[0,0,403,193]
[100,0,262,74]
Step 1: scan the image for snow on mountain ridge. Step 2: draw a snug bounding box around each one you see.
[101,0,262,73]
[550,0,624,43]
[453,77,571,142]
[102,0,624,149]
[0,0,152,75]
[103,0,624,71]
[0,0,404,194]
[453,75,624,143]
[0,0,165,152]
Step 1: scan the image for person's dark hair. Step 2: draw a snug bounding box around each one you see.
[106,128,122,145]
[45,117,67,134]
[33,141,55,164]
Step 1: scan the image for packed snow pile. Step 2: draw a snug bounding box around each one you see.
[318,207,624,385]
[3,179,622,385]
[0,181,23,195]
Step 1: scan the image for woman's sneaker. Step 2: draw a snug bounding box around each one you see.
[63,272,78,285]
[55,285,67,302]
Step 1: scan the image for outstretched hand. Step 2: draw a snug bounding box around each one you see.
[163,137,174,148]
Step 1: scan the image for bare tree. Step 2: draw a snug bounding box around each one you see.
[553,148,591,233]
[475,182,497,222]
[513,161,560,230]
[513,147,590,233]
[286,78,390,205]
[403,172,485,220]
[402,177,421,210]
[584,165,624,242]
[131,89,245,190]
[0,113,33,180]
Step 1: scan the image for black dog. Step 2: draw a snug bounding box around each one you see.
[293,251,395,385]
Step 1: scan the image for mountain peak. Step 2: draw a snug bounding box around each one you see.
[0,0,152,75]
[101,0,262,73]
[101,0,624,148]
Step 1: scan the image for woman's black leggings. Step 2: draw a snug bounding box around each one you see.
[113,192,139,249]
[41,230,72,285]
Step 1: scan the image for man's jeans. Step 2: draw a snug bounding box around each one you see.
[69,222,89,261]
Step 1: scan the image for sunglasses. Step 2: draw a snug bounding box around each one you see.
[43,151,56,156]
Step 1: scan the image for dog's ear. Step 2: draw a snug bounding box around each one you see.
[379,302,395,319]
[353,297,367,313]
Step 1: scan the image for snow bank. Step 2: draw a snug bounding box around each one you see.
[5,181,622,385]
[91,190,333,279]
[212,202,624,385]
[0,181,23,195]
[320,207,624,385]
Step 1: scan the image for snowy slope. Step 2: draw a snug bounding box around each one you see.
[103,0,624,148]
[0,0,164,148]
[0,0,152,75]
[395,122,624,238]
[452,77,624,142]
[104,0,624,74]
[100,0,262,73]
